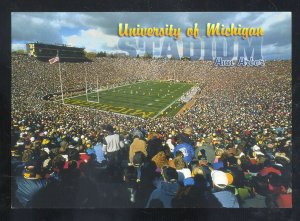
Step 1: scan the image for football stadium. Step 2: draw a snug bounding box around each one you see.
[11,51,292,208]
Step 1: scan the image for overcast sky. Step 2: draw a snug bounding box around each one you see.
[11,12,291,60]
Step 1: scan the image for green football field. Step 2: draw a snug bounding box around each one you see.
[63,81,194,118]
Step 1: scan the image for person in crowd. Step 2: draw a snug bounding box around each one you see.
[211,170,239,208]
[179,127,194,146]
[173,135,195,165]
[171,177,222,208]
[213,148,224,170]
[123,166,138,206]
[93,136,106,166]
[134,152,157,207]
[129,130,147,164]
[103,124,125,165]
[14,163,48,208]
[173,152,192,185]
[147,136,164,159]
[146,167,180,208]
[151,150,168,170]
[47,154,66,181]
[240,175,267,208]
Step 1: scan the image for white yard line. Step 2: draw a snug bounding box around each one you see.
[152,97,180,119]
[152,86,194,119]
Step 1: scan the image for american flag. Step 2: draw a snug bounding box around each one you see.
[49,56,59,64]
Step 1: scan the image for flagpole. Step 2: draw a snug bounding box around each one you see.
[58,50,64,104]
[85,64,89,102]
[97,75,100,103]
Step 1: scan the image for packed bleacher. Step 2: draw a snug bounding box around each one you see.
[11,55,292,208]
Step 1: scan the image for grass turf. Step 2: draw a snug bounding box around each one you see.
[63,80,194,118]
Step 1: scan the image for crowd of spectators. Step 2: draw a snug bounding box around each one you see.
[11,55,292,208]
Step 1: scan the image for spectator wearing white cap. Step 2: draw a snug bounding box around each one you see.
[211,170,239,208]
